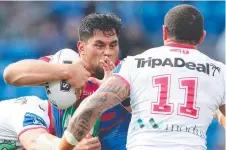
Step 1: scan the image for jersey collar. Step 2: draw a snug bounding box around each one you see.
[164,42,197,49]
[115,59,120,66]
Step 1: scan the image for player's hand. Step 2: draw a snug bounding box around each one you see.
[67,60,91,89]
[89,56,115,86]
[73,134,101,150]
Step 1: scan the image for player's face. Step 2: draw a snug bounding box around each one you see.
[78,29,119,78]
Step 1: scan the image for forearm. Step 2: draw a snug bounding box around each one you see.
[60,95,118,150]
[30,133,61,150]
[4,59,70,86]
[59,76,130,150]
[67,95,111,141]
[20,129,61,150]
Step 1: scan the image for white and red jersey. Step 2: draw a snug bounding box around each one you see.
[0,96,49,149]
[113,43,226,150]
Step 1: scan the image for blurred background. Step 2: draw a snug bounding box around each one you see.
[0,1,224,150]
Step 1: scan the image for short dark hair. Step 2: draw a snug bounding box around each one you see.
[164,4,204,44]
[79,13,122,41]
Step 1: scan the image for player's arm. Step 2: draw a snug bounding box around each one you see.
[219,105,225,116]
[121,97,132,112]
[19,128,61,150]
[217,106,226,128]
[3,59,71,86]
[59,75,130,150]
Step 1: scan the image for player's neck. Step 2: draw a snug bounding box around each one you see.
[164,41,197,49]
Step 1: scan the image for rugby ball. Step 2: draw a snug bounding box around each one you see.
[45,49,80,109]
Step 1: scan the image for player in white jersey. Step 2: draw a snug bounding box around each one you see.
[0,96,101,150]
[0,96,61,149]
[57,4,226,150]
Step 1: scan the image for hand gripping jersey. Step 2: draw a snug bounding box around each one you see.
[0,96,49,150]
[113,43,226,150]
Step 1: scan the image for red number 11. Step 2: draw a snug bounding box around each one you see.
[151,75,200,119]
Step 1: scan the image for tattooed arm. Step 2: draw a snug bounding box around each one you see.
[59,75,130,150]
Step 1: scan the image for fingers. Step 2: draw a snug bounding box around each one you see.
[84,69,91,78]
[86,142,101,150]
[88,77,101,85]
[105,56,115,71]
[101,57,116,72]
[85,134,92,139]
[100,60,109,72]
[110,61,115,71]
[85,137,101,149]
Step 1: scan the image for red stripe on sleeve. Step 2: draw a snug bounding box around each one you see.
[39,56,51,62]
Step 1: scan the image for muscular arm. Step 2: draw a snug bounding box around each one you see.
[59,76,130,150]
[216,107,226,128]
[19,128,61,150]
[3,59,70,86]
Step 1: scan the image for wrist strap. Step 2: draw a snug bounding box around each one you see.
[64,130,78,146]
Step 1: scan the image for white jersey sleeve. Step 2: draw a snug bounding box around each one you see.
[9,96,50,138]
[222,65,226,106]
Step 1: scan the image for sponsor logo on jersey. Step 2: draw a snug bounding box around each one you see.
[23,112,47,128]
[0,140,16,150]
[133,118,205,139]
[135,57,221,76]
[39,105,45,112]
[63,60,73,64]
[170,48,190,54]
[61,60,73,92]
[14,97,27,105]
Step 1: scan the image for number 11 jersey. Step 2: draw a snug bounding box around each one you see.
[113,43,226,150]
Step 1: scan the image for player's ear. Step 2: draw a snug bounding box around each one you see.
[77,41,85,56]
[198,30,206,45]
[163,25,168,41]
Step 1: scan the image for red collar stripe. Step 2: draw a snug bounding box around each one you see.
[164,42,196,49]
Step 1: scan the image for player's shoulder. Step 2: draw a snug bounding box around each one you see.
[20,95,45,103]
[195,50,225,72]
[132,46,164,58]
[115,47,159,70]
[121,47,161,63]
[12,96,47,111]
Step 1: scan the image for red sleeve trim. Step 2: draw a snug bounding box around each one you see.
[39,56,51,62]
[18,126,47,140]
[112,74,130,89]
